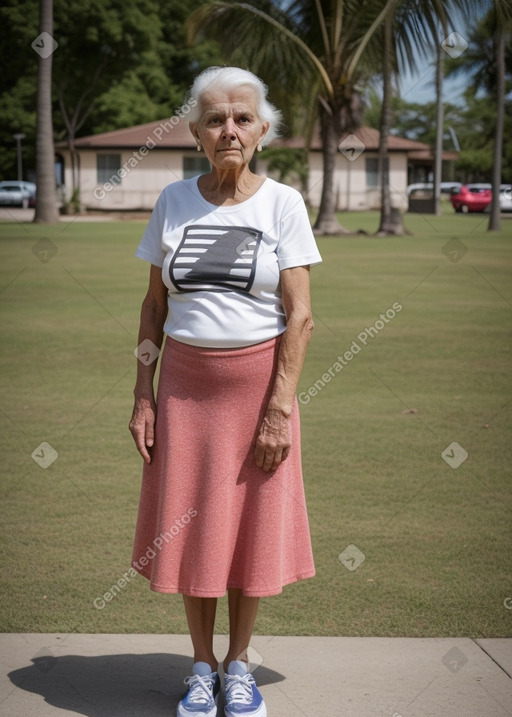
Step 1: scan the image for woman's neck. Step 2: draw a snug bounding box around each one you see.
[197,168,265,206]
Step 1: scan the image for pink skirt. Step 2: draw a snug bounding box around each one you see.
[131,335,315,597]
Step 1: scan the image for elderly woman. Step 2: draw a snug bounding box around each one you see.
[129,66,321,717]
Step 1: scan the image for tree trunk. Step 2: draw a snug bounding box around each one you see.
[377,13,404,236]
[313,104,348,235]
[488,18,505,231]
[66,133,80,196]
[434,43,444,217]
[34,0,59,223]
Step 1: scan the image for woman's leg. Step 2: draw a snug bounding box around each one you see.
[182,595,219,670]
[223,588,260,672]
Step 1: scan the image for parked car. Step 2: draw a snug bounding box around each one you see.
[408,184,435,213]
[0,181,36,208]
[450,184,492,213]
[407,182,432,195]
[500,185,512,212]
[407,182,461,196]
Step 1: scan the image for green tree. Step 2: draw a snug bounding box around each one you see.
[259,147,309,196]
[188,0,395,234]
[0,0,40,181]
[0,0,222,184]
[451,92,512,183]
[376,0,482,233]
[445,2,512,230]
[51,0,162,193]
[364,89,512,186]
[90,0,222,135]
[54,0,222,142]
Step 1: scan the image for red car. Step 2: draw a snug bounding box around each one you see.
[450,184,492,213]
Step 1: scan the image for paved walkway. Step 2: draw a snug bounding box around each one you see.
[1,634,511,716]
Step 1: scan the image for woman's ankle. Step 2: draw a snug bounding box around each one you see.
[223,653,250,673]
[194,654,218,672]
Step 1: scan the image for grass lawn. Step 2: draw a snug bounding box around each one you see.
[0,208,511,637]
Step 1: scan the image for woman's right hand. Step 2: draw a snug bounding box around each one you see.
[129,395,157,464]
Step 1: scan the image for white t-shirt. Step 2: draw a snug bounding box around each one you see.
[135,176,322,348]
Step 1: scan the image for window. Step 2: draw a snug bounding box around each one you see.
[183,156,210,179]
[365,157,389,188]
[97,154,121,184]
[365,158,378,188]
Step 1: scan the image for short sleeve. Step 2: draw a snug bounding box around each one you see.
[135,190,167,267]
[277,190,322,270]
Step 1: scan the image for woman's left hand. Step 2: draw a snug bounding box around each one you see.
[254,408,292,473]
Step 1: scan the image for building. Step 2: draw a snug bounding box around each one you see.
[291,125,457,210]
[57,116,456,212]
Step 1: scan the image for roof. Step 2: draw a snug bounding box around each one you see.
[408,148,459,161]
[276,125,433,153]
[59,117,197,149]
[59,119,456,159]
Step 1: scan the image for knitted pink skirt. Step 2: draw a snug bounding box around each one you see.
[131,335,315,597]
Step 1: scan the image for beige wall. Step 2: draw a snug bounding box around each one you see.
[64,147,410,211]
[62,149,202,210]
[307,151,408,211]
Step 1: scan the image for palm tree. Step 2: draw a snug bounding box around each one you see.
[188,0,395,234]
[489,1,511,230]
[376,7,397,235]
[376,0,482,234]
[34,0,59,224]
[445,2,512,231]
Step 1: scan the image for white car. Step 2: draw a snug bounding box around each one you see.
[500,185,512,212]
[0,181,36,208]
[407,182,461,196]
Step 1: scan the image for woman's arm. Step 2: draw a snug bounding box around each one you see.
[254,265,314,473]
[129,264,168,464]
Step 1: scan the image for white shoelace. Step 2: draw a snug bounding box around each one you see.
[225,673,255,705]
[184,674,216,705]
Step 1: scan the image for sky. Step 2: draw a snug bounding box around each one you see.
[399,63,470,106]
[397,13,476,106]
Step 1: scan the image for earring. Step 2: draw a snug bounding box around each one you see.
[257,144,262,152]
[196,144,202,152]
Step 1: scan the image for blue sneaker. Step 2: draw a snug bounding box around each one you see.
[177,661,220,717]
[224,660,267,717]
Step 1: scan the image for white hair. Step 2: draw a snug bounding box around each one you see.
[187,66,282,146]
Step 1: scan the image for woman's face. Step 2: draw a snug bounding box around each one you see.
[191,86,269,171]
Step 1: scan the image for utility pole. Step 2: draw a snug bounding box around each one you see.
[13,133,26,181]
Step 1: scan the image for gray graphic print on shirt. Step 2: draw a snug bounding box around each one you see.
[169,225,263,293]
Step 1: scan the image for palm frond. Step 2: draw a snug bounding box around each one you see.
[394,0,487,75]
[346,0,397,80]
[187,1,334,97]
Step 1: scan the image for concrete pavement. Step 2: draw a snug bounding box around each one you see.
[1,634,511,716]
